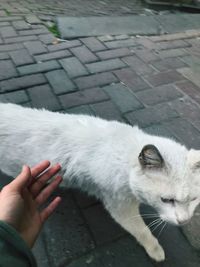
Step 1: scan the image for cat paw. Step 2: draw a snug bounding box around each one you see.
[146,243,165,262]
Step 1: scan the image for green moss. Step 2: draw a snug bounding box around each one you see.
[5,9,11,16]
[47,24,60,38]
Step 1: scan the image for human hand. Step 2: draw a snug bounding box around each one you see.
[0,160,62,248]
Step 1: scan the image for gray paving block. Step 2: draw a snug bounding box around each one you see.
[80,37,106,52]
[151,57,187,72]
[83,204,125,245]
[12,20,31,30]
[0,26,17,38]
[43,189,95,267]
[35,50,71,62]
[4,35,38,44]
[59,57,88,78]
[48,40,81,52]
[135,84,183,106]
[10,48,34,66]
[74,72,118,90]
[66,105,94,115]
[105,39,138,49]
[0,90,29,104]
[164,118,200,149]
[70,45,98,63]
[0,43,23,52]
[96,47,132,60]
[91,100,123,121]
[86,58,126,74]
[103,83,143,113]
[57,16,159,38]
[0,74,46,92]
[24,40,47,55]
[125,103,179,128]
[28,84,61,111]
[0,60,18,80]
[156,14,200,33]
[114,68,149,92]
[59,87,109,109]
[45,69,76,94]
[18,60,60,75]
[122,55,154,75]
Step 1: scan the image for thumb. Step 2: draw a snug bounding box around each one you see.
[10,165,31,192]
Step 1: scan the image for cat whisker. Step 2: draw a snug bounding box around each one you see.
[151,220,163,233]
[157,221,167,238]
[122,213,159,223]
[147,218,161,229]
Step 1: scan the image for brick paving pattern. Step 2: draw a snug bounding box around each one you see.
[0,6,200,267]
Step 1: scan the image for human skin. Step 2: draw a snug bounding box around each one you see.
[0,160,62,248]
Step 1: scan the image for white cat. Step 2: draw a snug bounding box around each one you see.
[0,103,199,262]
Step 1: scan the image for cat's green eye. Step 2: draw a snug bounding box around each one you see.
[161,197,175,204]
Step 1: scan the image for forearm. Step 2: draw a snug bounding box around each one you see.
[0,221,37,267]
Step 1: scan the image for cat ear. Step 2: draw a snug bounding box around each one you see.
[138,144,164,169]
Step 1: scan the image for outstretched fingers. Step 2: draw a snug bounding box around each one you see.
[9,165,31,192]
[29,163,61,198]
[40,196,62,224]
[35,175,62,206]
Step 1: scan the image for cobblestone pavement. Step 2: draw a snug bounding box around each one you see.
[0,7,200,267]
[0,0,148,20]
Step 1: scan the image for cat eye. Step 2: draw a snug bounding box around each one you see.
[161,197,175,204]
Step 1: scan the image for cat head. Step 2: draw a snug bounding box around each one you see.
[130,144,200,226]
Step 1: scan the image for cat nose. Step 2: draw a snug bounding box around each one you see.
[177,218,190,225]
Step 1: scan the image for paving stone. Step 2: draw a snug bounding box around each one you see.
[180,55,200,67]
[18,60,60,75]
[10,48,34,66]
[134,47,159,63]
[164,118,200,149]
[35,50,71,62]
[74,72,118,90]
[81,37,106,52]
[86,58,126,74]
[24,40,47,55]
[157,40,190,51]
[59,87,109,109]
[91,100,123,121]
[60,57,88,78]
[28,84,61,111]
[0,74,46,92]
[70,45,97,63]
[0,26,17,38]
[145,70,184,87]
[0,43,23,52]
[42,189,95,267]
[156,48,188,59]
[0,22,10,27]
[25,15,41,24]
[143,124,176,139]
[19,28,49,36]
[114,68,149,92]
[151,57,187,72]
[0,52,9,60]
[82,204,125,245]
[66,252,102,267]
[0,60,18,80]
[135,84,183,106]
[0,16,22,22]
[38,33,56,44]
[98,236,154,267]
[125,103,179,128]
[73,190,98,209]
[178,66,200,88]
[96,48,132,60]
[122,55,154,75]
[175,80,200,105]
[105,39,138,49]
[48,40,81,52]
[103,83,143,113]
[0,90,29,104]
[12,20,30,30]
[168,97,200,121]
[4,35,38,43]
[45,69,76,94]
[136,37,155,49]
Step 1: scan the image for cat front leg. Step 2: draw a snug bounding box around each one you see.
[106,200,165,262]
